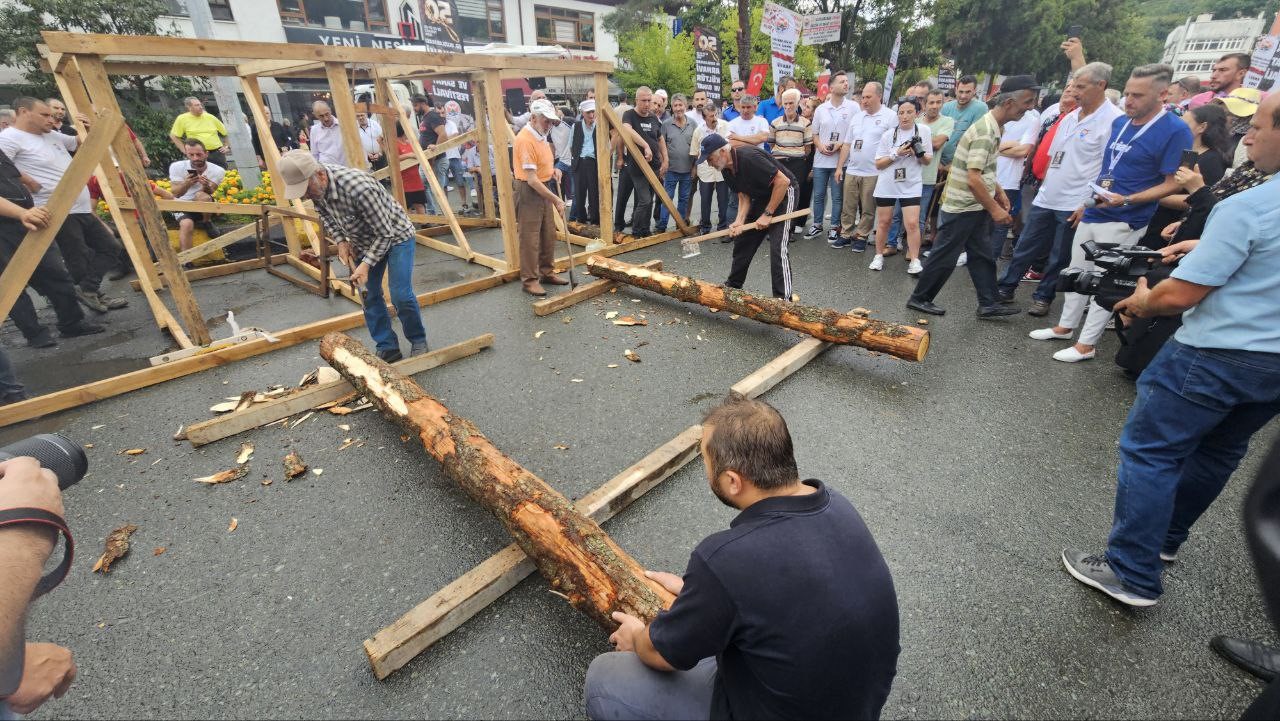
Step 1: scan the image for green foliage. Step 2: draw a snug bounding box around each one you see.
[615,22,697,97]
[125,101,184,171]
[716,4,823,93]
[1137,0,1275,46]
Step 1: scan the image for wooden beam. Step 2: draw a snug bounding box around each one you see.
[471,79,495,219]
[242,75,309,258]
[114,199,266,216]
[597,102,694,236]
[325,63,370,170]
[0,108,122,325]
[414,236,506,271]
[130,253,288,290]
[532,260,661,317]
[419,128,476,162]
[407,214,497,229]
[104,61,240,77]
[185,334,494,447]
[481,70,521,269]
[595,73,614,244]
[237,59,325,76]
[374,80,407,211]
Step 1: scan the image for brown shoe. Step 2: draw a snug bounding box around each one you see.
[882,246,899,257]
[523,281,547,297]
[541,274,570,286]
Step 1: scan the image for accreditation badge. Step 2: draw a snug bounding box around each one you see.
[1050,151,1064,168]
[853,139,863,151]
[1099,175,1114,190]
[894,168,906,181]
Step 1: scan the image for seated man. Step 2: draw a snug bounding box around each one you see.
[586,393,900,720]
[168,139,226,255]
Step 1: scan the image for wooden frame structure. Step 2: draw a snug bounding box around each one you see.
[0,32,692,429]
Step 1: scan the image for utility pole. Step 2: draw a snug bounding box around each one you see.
[186,0,261,189]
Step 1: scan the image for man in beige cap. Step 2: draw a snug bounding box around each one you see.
[279,149,427,362]
[513,98,569,296]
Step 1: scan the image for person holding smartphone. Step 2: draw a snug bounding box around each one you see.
[168,139,226,255]
[1137,103,1231,249]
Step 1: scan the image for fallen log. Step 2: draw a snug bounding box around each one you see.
[586,256,931,361]
[319,332,675,631]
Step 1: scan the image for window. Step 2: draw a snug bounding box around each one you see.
[277,0,390,32]
[1178,60,1214,74]
[456,0,505,44]
[164,0,234,21]
[1184,37,1248,53]
[535,6,594,50]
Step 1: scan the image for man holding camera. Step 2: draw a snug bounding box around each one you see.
[1061,92,1280,608]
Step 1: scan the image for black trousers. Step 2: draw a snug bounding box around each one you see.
[205,149,227,168]
[779,157,810,228]
[0,222,85,337]
[613,167,634,232]
[571,160,600,224]
[909,209,1000,309]
[622,162,654,236]
[726,186,796,299]
[56,214,123,293]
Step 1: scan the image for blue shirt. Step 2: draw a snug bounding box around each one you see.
[940,99,988,166]
[723,106,740,121]
[1172,177,1280,354]
[1083,111,1192,228]
[580,120,595,158]
[757,97,784,124]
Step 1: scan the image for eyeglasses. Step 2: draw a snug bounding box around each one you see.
[732,86,744,92]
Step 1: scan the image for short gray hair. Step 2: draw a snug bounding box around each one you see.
[0,109,14,121]
[781,88,802,103]
[1130,63,1174,88]
[740,94,759,106]
[1074,61,1113,87]
[183,96,200,106]
[670,93,688,105]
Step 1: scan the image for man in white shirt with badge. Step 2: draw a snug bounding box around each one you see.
[804,71,857,243]
[834,82,895,252]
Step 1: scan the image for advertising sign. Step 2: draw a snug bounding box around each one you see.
[693,27,723,103]
[802,12,841,46]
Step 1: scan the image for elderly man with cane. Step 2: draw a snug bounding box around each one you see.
[514,99,571,297]
[278,149,427,363]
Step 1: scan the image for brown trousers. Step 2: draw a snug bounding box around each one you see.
[516,180,557,283]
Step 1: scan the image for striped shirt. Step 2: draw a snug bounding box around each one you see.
[313,164,415,267]
[768,115,812,160]
[941,112,1001,214]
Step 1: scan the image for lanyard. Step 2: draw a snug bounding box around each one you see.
[1105,109,1165,176]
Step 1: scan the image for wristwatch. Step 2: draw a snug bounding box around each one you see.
[1122,195,1132,206]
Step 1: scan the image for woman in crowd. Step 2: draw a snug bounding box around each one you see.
[690,102,730,235]
[869,97,932,275]
[1139,102,1230,249]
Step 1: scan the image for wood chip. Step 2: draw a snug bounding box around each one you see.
[851,307,871,317]
[283,451,307,479]
[153,547,166,556]
[289,411,314,428]
[235,442,254,464]
[233,390,256,413]
[605,311,619,319]
[121,448,146,456]
[92,523,138,573]
[708,308,719,313]
[624,349,641,363]
[612,316,647,326]
[338,424,351,431]
[534,330,546,338]
[570,378,584,383]
[311,468,323,476]
[917,318,929,325]
[194,465,250,485]
[562,316,572,324]
[209,401,239,414]
[729,314,740,320]
[312,400,341,410]
[172,425,187,441]
[91,424,104,430]
[261,478,273,486]
[227,518,238,532]
[337,438,357,451]
[607,363,619,368]
[327,406,354,415]
[553,444,569,450]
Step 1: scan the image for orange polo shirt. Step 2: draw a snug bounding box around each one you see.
[513,124,554,183]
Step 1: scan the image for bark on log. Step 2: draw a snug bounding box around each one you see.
[318,333,675,630]
[586,256,931,361]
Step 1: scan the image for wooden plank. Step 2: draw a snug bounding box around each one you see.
[414,237,506,271]
[185,334,494,447]
[532,259,661,317]
[363,321,837,679]
[237,59,325,76]
[105,61,240,76]
[419,128,476,162]
[131,253,288,290]
[114,199,266,216]
[0,108,122,324]
[325,63,370,170]
[286,255,364,305]
[175,218,262,264]
[407,214,498,229]
[598,102,693,236]
[482,70,521,269]
[375,81,407,210]
[595,73,614,244]
[242,75,307,258]
[471,80,495,219]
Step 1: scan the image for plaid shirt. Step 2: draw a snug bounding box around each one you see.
[314,164,415,267]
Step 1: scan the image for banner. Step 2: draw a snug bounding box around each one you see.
[765,2,801,90]
[802,12,841,46]
[693,27,723,103]
[760,1,800,35]
[746,63,769,97]
[418,0,473,115]
[815,70,831,100]
[883,30,902,105]
[936,57,957,95]
[1245,34,1279,90]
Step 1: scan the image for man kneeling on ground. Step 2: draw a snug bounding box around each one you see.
[585,393,900,720]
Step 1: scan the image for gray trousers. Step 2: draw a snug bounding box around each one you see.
[585,652,716,721]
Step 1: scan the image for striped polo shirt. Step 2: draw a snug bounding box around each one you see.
[768,114,812,160]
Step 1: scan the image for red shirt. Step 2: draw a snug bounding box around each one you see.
[397,139,425,192]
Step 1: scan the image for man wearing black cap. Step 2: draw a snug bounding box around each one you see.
[907,75,1040,318]
[699,134,798,300]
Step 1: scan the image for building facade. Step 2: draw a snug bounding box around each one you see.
[1162,12,1268,80]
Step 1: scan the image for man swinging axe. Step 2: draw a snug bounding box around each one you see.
[698,133,798,300]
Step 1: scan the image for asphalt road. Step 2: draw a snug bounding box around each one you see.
[5,227,1277,719]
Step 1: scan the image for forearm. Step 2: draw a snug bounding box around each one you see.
[969,174,1001,214]
[526,175,560,205]
[1140,278,1209,316]
[0,197,30,221]
[0,528,51,697]
[170,136,185,153]
[633,626,676,672]
[764,178,789,214]
[735,192,749,224]
[171,178,197,197]
[1128,178,1183,205]
[874,157,894,170]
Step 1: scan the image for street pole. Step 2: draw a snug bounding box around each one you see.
[186,0,261,189]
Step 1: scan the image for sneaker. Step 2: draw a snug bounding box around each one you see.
[907,258,923,275]
[60,320,106,337]
[410,341,429,356]
[850,237,868,253]
[1028,300,1052,317]
[996,291,1015,304]
[829,236,852,249]
[1021,269,1044,283]
[25,328,57,348]
[804,224,822,239]
[827,228,839,243]
[1053,346,1096,362]
[376,348,404,363]
[868,254,884,271]
[1061,549,1157,607]
[1029,327,1072,340]
[98,293,128,310]
[955,252,967,267]
[76,287,108,313]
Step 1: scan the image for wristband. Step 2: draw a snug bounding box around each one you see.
[0,508,74,597]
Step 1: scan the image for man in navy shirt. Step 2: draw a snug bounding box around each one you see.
[585,393,900,720]
[1029,63,1191,364]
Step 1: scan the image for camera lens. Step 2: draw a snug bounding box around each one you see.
[0,433,88,490]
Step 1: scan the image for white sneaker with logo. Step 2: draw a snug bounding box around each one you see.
[869,254,884,271]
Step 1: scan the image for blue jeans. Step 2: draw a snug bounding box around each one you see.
[362,239,428,354]
[657,170,693,230]
[0,347,23,399]
[988,186,1023,258]
[424,157,449,214]
[553,159,573,200]
[887,184,934,248]
[698,179,729,232]
[997,204,1077,303]
[1106,339,1280,599]
[810,166,843,228]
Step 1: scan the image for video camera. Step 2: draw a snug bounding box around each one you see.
[0,433,86,596]
[1056,240,1174,311]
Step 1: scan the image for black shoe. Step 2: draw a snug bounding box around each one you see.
[60,320,106,337]
[1028,299,1052,317]
[0,391,28,407]
[996,291,1015,304]
[977,305,1021,319]
[376,348,403,363]
[1211,635,1280,682]
[76,287,108,313]
[25,328,57,348]
[106,266,131,281]
[907,299,946,316]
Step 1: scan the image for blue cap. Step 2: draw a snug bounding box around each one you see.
[695,133,728,166]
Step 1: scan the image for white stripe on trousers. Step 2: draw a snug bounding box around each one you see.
[778,184,796,299]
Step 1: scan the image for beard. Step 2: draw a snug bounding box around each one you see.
[709,475,737,509]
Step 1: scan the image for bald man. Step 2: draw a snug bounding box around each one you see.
[309,101,346,166]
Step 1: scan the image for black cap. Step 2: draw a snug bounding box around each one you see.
[695,133,729,165]
[999,75,1040,93]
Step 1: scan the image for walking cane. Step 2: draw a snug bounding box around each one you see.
[559,206,577,289]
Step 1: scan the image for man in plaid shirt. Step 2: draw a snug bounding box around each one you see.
[280,149,427,362]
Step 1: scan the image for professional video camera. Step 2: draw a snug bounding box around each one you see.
[0,433,86,596]
[1055,240,1174,311]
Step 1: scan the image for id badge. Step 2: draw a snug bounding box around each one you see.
[1099,175,1114,190]
[853,139,863,151]
[894,167,906,181]
[1050,151,1064,168]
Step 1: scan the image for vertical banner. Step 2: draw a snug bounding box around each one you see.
[764,2,801,90]
[419,0,473,115]
[746,63,769,97]
[693,27,723,103]
[1245,35,1278,90]
[815,69,831,100]
[883,30,902,105]
[936,57,957,96]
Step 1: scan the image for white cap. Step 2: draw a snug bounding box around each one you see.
[578,99,596,113]
[529,98,560,122]
[279,149,320,200]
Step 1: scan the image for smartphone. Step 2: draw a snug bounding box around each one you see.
[187,169,198,176]
[1180,149,1199,169]
[1067,24,1083,40]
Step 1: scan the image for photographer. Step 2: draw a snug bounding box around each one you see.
[1,457,76,716]
[869,97,932,275]
[1060,92,1280,608]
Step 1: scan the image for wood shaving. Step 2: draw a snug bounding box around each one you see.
[153,547,166,556]
[607,364,619,368]
[235,442,254,464]
[283,452,307,479]
[624,349,641,363]
[605,311,619,319]
[227,518,238,532]
[121,448,145,456]
[194,465,250,485]
[289,411,314,428]
[327,406,353,415]
[92,524,138,573]
[534,330,546,338]
[338,424,351,431]
[612,317,647,326]
[311,468,323,476]
[917,318,929,325]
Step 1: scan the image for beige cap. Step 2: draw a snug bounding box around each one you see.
[529,98,560,122]
[279,149,320,199]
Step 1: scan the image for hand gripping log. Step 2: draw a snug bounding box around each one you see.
[318,333,675,630]
[585,256,931,361]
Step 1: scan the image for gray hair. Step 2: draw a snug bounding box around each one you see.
[312,100,332,112]
[0,109,15,121]
[740,94,759,105]
[781,88,802,103]
[183,96,200,106]
[863,81,883,95]
[1074,61,1113,87]
[1130,63,1174,88]
[671,93,688,105]
[991,91,1018,107]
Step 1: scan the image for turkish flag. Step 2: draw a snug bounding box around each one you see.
[816,71,831,101]
[745,63,769,97]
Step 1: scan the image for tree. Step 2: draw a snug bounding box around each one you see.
[614,22,697,96]
[716,3,823,94]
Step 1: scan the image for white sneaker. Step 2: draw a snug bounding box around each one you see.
[907,258,923,275]
[956,252,967,267]
[869,254,884,271]
[1029,327,1073,340]
[1053,346,1096,363]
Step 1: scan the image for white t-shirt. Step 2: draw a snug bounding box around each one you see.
[691,121,730,182]
[357,118,383,155]
[873,123,933,199]
[810,97,858,169]
[444,119,462,160]
[995,109,1040,190]
[168,159,227,201]
[0,127,91,214]
[844,106,896,176]
[686,110,706,129]
[726,114,770,146]
[1033,101,1124,212]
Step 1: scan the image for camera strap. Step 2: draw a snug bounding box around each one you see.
[0,507,74,597]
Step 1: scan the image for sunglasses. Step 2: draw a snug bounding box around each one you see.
[732,86,744,92]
